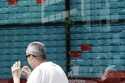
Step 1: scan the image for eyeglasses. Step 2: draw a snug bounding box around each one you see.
[26,54,37,58]
[26,54,31,58]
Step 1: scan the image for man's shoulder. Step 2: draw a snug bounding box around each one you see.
[38,61,61,71]
[39,61,55,67]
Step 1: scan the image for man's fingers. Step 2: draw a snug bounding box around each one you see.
[21,66,31,79]
[11,61,21,72]
[12,62,17,68]
[11,66,20,72]
[22,66,30,70]
[21,66,31,73]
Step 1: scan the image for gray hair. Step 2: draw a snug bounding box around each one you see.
[26,41,47,59]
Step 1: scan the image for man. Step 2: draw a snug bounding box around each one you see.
[11,41,69,83]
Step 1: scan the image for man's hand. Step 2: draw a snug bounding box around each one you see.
[21,66,31,79]
[11,61,21,83]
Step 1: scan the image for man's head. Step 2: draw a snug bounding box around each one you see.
[26,41,47,68]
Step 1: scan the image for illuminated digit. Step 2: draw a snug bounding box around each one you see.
[8,0,17,5]
[36,0,45,4]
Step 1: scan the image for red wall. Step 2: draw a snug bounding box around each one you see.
[69,78,125,83]
[0,78,125,83]
[0,79,26,83]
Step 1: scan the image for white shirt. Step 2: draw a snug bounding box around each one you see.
[27,62,69,83]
